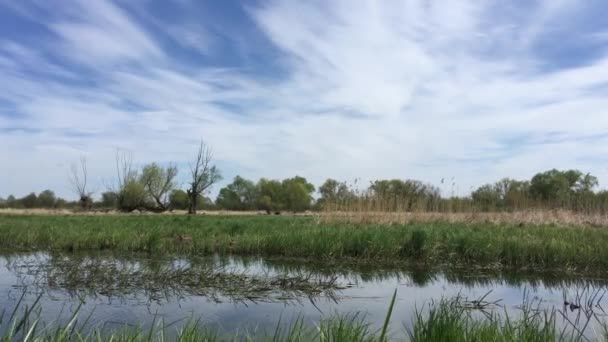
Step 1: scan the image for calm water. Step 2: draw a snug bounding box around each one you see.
[1,252,607,338]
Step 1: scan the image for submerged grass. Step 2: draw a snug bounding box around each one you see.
[1,215,608,272]
[7,253,342,303]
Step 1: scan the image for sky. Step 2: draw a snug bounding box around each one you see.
[1,0,608,200]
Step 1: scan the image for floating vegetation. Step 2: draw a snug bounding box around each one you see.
[4,253,343,304]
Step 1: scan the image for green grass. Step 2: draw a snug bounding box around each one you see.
[1,291,598,341]
[1,214,608,271]
[408,297,559,342]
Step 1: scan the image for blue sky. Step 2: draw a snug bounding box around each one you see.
[1,0,608,199]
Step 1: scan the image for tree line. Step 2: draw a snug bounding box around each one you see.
[1,142,607,214]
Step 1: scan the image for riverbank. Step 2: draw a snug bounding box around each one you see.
[1,214,607,272]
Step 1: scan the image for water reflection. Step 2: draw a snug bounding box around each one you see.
[1,251,608,338]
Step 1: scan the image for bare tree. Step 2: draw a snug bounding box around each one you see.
[68,156,93,210]
[187,141,222,214]
[114,149,135,192]
[110,149,146,212]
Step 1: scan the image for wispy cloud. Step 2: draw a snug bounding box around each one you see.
[1,0,608,199]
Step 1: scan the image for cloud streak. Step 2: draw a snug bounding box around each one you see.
[1,0,608,199]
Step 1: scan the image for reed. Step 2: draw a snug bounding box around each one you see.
[2,214,608,272]
[407,295,560,341]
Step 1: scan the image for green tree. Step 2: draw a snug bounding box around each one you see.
[112,150,146,211]
[282,176,315,212]
[216,176,258,210]
[257,178,284,213]
[139,163,178,211]
[369,179,440,211]
[472,178,530,211]
[6,195,18,208]
[100,192,118,208]
[529,169,597,205]
[197,195,215,210]
[118,180,147,211]
[55,198,68,208]
[169,189,189,210]
[21,193,38,209]
[471,184,501,211]
[317,179,355,209]
[37,190,57,208]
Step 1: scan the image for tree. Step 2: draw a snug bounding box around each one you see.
[100,192,118,208]
[68,156,93,210]
[55,198,68,208]
[120,181,147,211]
[38,190,57,208]
[21,193,38,209]
[139,163,178,211]
[529,169,597,205]
[216,176,258,210]
[112,150,146,211]
[369,179,440,211]
[472,178,531,211]
[169,189,189,210]
[282,176,315,212]
[197,195,216,210]
[257,178,283,213]
[576,173,599,193]
[318,179,355,209]
[187,141,222,214]
[6,195,18,208]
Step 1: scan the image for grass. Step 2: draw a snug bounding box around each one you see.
[1,290,602,341]
[407,296,560,342]
[1,214,608,272]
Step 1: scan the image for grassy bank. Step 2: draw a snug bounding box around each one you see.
[1,214,608,271]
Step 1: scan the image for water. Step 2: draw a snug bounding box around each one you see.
[1,252,607,338]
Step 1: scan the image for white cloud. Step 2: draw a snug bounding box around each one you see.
[1,0,608,199]
[50,0,163,65]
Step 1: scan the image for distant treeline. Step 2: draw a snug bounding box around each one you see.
[2,168,608,214]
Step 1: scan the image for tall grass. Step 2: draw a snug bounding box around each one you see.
[407,295,560,341]
[0,299,379,341]
[2,215,608,272]
[1,291,601,341]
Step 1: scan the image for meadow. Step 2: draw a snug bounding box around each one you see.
[1,213,608,273]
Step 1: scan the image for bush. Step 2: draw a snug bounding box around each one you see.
[169,190,189,210]
[117,181,147,211]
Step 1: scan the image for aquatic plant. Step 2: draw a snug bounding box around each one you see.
[2,290,604,341]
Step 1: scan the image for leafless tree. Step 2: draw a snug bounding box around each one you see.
[187,141,222,214]
[108,149,147,211]
[114,149,135,192]
[68,156,93,210]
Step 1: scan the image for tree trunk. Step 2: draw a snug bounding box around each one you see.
[187,189,197,214]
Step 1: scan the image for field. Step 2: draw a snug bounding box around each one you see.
[1,212,608,273]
